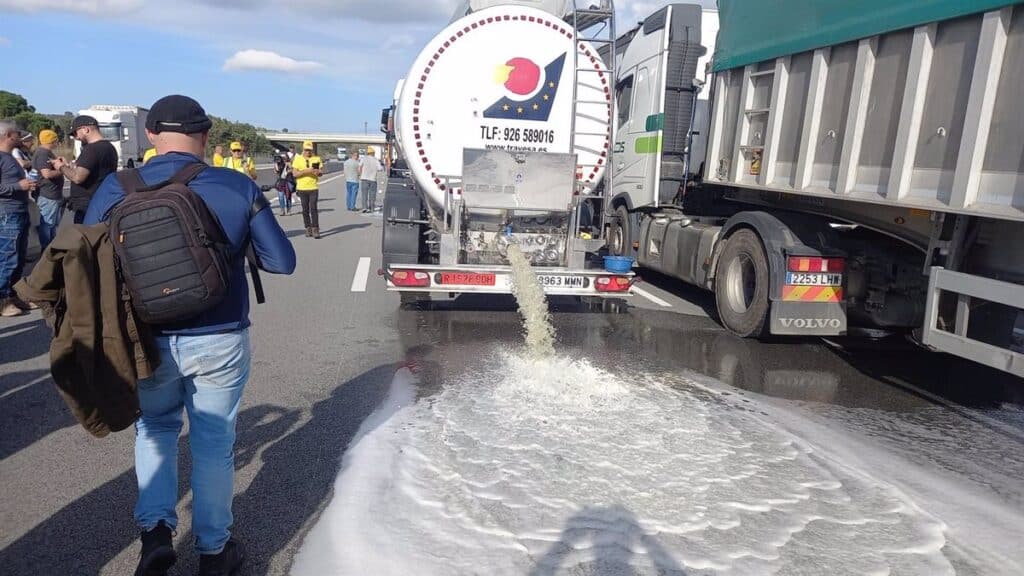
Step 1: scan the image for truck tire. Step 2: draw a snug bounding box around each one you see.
[715,229,769,338]
[608,205,631,257]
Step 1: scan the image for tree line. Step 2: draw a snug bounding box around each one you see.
[1,90,271,157]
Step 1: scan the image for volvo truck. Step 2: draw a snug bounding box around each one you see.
[74,105,149,169]
[608,1,1024,376]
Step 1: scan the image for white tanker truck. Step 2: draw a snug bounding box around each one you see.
[380,1,634,300]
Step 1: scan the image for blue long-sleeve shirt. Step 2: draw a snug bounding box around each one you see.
[86,152,296,335]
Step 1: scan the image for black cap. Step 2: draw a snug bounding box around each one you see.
[71,115,99,131]
[146,95,213,135]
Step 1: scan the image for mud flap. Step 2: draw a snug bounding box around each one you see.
[770,301,847,336]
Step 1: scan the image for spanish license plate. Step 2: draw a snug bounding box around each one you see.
[786,272,843,286]
[440,272,496,286]
[537,275,588,289]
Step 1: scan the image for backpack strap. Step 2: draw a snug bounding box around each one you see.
[116,163,207,194]
[245,193,271,305]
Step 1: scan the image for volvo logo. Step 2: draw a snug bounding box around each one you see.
[779,318,842,329]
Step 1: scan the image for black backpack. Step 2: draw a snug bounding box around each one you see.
[110,163,265,325]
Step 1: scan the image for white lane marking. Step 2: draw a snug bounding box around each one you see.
[633,285,672,307]
[351,257,372,293]
[319,173,346,186]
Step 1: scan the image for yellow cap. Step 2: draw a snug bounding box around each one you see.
[39,130,59,145]
[302,140,314,151]
[230,141,243,151]
[366,146,375,155]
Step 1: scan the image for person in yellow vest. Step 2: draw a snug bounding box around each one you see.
[291,141,323,238]
[223,141,256,180]
[211,144,225,168]
[142,147,158,165]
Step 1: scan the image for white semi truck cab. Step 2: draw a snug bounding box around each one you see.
[74,105,150,169]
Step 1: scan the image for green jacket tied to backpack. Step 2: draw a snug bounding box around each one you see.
[15,223,159,437]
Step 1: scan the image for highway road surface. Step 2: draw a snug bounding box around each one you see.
[1,174,1022,575]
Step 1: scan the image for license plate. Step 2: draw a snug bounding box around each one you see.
[537,275,588,289]
[440,272,496,286]
[786,272,843,286]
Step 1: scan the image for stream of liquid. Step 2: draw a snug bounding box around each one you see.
[506,244,556,357]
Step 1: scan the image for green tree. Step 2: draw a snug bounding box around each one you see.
[0,90,33,117]
[206,115,271,157]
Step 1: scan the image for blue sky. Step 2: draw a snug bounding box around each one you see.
[0,0,705,132]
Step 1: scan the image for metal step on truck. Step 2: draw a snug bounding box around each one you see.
[607,1,1024,377]
[380,1,637,301]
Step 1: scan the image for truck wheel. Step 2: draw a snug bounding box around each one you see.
[608,205,631,257]
[715,229,769,338]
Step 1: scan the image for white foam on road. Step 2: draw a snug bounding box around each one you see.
[293,352,964,575]
[350,257,371,293]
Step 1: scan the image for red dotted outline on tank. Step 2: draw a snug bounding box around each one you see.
[409,12,613,191]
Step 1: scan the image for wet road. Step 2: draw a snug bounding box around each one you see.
[1,175,1022,574]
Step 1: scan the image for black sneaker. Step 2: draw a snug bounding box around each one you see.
[199,538,245,576]
[134,521,176,576]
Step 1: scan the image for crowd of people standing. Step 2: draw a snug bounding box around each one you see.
[2,115,385,316]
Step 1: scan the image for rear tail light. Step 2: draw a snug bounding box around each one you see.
[787,256,845,273]
[595,276,632,293]
[391,269,430,287]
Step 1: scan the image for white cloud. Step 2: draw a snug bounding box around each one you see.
[223,49,326,74]
[0,0,141,14]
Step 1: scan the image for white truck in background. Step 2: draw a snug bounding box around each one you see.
[609,2,1024,377]
[74,105,149,168]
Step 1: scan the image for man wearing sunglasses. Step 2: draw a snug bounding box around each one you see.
[291,141,323,238]
[50,115,118,224]
[0,120,38,317]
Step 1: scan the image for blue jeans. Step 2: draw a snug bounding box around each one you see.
[0,206,29,299]
[276,181,293,212]
[134,329,251,554]
[36,196,63,251]
[346,181,359,210]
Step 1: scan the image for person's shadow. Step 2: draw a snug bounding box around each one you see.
[529,505,689,576]
[178,363,396,575]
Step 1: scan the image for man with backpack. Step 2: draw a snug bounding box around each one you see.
[84,95,296,576]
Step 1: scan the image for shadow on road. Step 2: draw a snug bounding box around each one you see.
[0,404,307,575]
[529,505,688,576]
[0,369,75,460]
[285,222,370,239]
[181,363,395,575]
[0,318,51,364]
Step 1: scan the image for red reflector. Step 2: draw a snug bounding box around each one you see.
[595,276,631,292]
[440,272,496,286]
[391,269,430,287]
[787,256,845,273]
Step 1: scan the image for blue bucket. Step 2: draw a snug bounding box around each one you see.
[603,255,634,274]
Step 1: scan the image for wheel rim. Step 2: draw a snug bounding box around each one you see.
[724,254,757,315]
[610,218,624,255]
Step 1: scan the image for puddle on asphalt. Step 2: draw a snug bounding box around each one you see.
[292,349,956,575]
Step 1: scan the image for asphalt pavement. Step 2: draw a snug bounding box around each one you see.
[1,174,1022,574]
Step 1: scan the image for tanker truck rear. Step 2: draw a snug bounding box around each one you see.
[609,2,1024,377]
[381,1,635,300]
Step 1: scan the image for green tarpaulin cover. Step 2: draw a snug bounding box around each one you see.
[713,0,1021,72]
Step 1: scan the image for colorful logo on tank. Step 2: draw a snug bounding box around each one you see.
[483,53,566,122]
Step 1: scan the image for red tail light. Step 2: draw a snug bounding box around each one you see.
[595,276,632,293]
[787,256,845,273]
[391,269,430,287]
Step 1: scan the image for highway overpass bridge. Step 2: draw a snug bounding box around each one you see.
[262,132,387,157]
